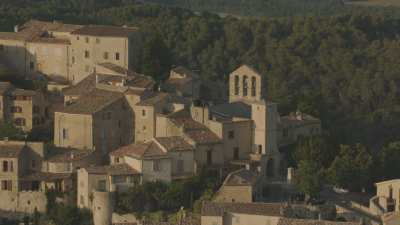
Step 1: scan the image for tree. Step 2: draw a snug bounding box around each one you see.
[140,33,172,82]
[0,121,25,140]
[379,142,400,180]
[295,160,323,200]
[295,135,337,169]
[327,144,373,191]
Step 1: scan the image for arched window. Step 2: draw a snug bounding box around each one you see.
[234,75,239,95]
[251,76,257,97]
[243,75,248,96]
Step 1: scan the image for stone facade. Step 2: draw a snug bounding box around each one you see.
[0,20,141,84]
[0,82,48,131]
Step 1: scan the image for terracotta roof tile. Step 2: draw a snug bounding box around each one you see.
[184,129,221,145]
[155,136,194,152]
[277,218,360,225]
[0,145,25,158]
[21,172,72,181]
[137,92,169,106]
[110,141,168,159]
[71,25,138,37]
[224,169,259,186]
[85,163,140,176]
[201,202,285,217]
[46,147,95,163]
[58,88,124,115]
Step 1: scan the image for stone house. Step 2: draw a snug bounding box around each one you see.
[77,136,196,210]
[54,88,132,152]
[213,168,262,203]
[163,66,201,100]
[370,179,400,216]
[0,82,48,131]
[0,20,142,84]
[201,201,361,225]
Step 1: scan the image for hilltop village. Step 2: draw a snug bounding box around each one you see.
[0,20,397,225]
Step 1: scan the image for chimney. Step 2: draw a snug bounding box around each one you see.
[245,164,251,170]
[14,25,19,33]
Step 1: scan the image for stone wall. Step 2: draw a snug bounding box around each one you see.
[0,191,47,213]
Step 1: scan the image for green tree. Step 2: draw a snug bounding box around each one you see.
[295,160,323,199]
[379,142,400,180]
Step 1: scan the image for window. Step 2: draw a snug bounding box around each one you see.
[1,180,12,191]
[84,50,90,58]
[103,52,109,60]
[251,76,256,97]
[3,161,8,172]
[115,52,120,61]
[153,160,160,172]
[96,38,100,44]
[80,195,84,205]
[233,147,239,160]
[243,75,248,96]
[258,145,262,154]
[76,36,80,40]
[206,150,212,165]
[97,180,106,191]
[85,37,89,43]
[177,160,184,173]
[142,109,146,117]
[10,161,13,172]
[14,118,26,126]
[30,62,34,70]
[62,128,68,140]
[72,56,75,64]
[31,160,36,168]
[283,128,289,138]
[234,75,239,95]
[10,106,22,113]
[228,131,234,139]
[33,106,40,114]
[115,157,120,163]
[142,126,146,131]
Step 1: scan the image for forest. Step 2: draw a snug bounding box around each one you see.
[0,0,400,194]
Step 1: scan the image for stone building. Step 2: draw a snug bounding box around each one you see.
[201,201,361,225]
[163,66,201,100]
[0,20,141,84]
[370,179,400,216]
[213,168,263,203]
[0,82,48,131]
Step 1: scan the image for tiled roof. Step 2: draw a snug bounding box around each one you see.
[110,141,168,159]
[63,72,154,96]
[0,144,25,158]
[224,169,259,186]
[137,92,169,106]
[0,82,12,95]
[277,218,360,225]
[85,163,140,176]
[20,172,72,181]
[58,88,124,115]
[210,101,252,120]
[0,20,82,42]
[184,129,221,145]
[171,66,198,79]
[201,201,285,217]
[11,88,37,96]
[46,147,95,163]
[155,136,194,152]
[71,25,138,37]
[280,112,320,127]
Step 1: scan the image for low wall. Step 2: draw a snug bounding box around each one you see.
[0,191,47,214]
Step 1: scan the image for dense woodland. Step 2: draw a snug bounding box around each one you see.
[0,0,399,209]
